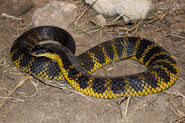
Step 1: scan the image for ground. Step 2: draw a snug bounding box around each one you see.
[0,0,185,123]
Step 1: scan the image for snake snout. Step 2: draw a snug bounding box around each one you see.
[30,45,49,56]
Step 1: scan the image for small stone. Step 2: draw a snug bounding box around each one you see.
[94,14,107,26]
[31,1,77,29]
[86,0,116,15]
[3,0,34,16]
[85,0,151,20]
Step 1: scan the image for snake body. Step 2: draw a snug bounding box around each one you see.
[10,26,179,99]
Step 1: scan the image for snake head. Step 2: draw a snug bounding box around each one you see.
[30,43,66,62]
[30,45,50,57]
[30,43,75,63]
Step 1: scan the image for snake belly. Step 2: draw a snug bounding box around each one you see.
[10,26,179,99]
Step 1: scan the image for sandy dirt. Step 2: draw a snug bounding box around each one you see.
[0,0,185,123]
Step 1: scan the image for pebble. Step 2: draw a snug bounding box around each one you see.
[94,14,107,26]
[85,0,151,21]
[31,1,77,29]
[4,0,34,16]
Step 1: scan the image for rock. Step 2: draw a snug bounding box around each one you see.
[86,0,116,15]
[94,14,107,26]
[85,0,151,21]
[1,0,34,16]
[31,1,77,29]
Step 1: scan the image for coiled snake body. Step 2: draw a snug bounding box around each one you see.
[10,26,179,99]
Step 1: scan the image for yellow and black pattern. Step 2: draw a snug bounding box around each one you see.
[10,26,179,99]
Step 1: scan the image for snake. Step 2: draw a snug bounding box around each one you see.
[10,26,179,99]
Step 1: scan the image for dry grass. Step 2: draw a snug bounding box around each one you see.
[0,0,184,122]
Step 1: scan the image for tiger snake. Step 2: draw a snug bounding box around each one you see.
[10,26,179,99]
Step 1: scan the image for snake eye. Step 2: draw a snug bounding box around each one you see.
[31,45,48,55]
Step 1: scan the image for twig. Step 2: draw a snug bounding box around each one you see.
[173,116,185,123]
[112,15,128,22]
[165,91,185,122]
[119,19,144,32]
[160,12,168,21]
[16,75,38,98]
[125,96,131,118]
[1,13,24,21]
[168,97,185,117]
[0,96,25,102]
[142,27,163,36]
[165,34,185,39]
[0,76,27,108]
[146,11,168,24]
[74,0,98,28]
[165,91,185,100]
[146,10,174,24]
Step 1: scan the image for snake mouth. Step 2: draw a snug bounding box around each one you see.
[31,41,75,60]
[31,40,63,56]
[30,45,48,56]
